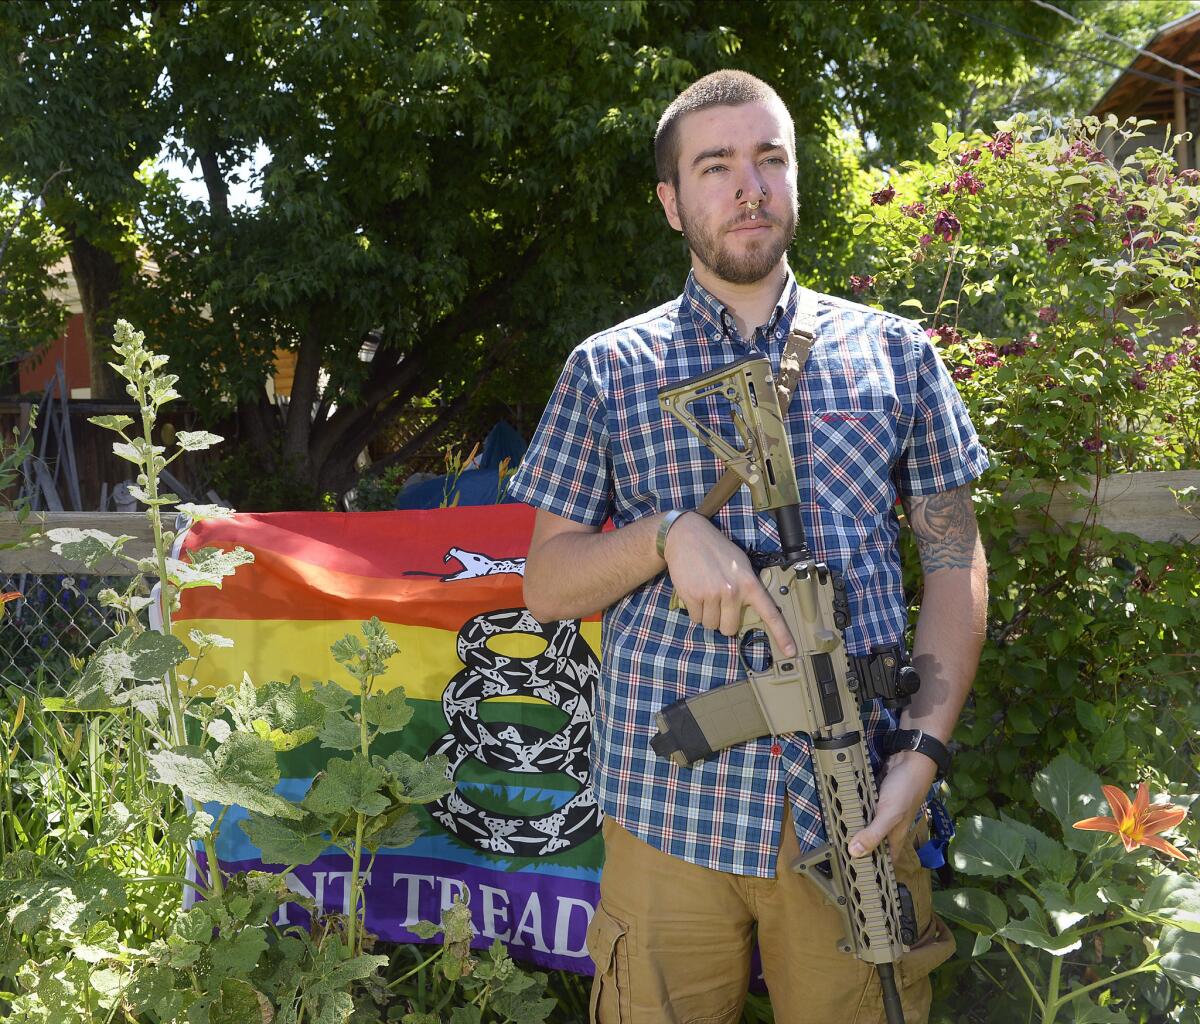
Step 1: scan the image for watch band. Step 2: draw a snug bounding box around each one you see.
[656,509,689,559]
[882,728,951,781]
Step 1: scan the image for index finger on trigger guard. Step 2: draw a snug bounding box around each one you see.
[750,588,794,655]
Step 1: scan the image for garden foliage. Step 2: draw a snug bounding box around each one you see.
[0,321,555,1023]
[853,116,1200,1022]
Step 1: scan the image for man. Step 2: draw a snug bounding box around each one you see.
[505,69,988,1024]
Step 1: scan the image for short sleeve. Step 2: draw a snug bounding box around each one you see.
[506,345,613,526]
[894,327,990,496]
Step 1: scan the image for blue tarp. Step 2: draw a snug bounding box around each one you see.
[393,421,528,510]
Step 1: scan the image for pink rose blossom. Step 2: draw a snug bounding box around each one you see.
[1038,306,1059,324]
[849,274,875,294]
[1060,140,1106,164]
[932,210,961,242]
[974,344,1002,368]
[960,149,982,166]
[953,171,984,195]
[871,186,896,206]
[931,325,963,346]
[984,132,1014,158]
[901,201,927,217]
[1045,236,1069,255]
[1121,231,1160,249]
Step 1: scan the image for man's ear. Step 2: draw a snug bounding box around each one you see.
[656,180,683,233]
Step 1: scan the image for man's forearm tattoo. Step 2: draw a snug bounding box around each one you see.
[903,485,979,571]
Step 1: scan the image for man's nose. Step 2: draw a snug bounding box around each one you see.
[735,173,768,210]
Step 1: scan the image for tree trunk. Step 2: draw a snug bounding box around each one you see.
[67,232,123,400]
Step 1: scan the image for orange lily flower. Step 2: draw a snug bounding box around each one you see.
[0,592,19,617]
[1074,782,1189,861]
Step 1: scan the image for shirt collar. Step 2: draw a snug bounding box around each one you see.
[681,266,801,343]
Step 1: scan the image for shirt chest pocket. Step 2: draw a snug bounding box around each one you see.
[809,407,898,519]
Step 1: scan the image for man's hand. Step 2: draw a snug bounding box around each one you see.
[663,512,797,657]
[847,749,938,859]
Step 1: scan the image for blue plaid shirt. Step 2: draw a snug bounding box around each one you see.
[507,267,989,877]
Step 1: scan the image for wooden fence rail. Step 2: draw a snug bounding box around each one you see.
[0,512,157,575]
[2,470,1197,578]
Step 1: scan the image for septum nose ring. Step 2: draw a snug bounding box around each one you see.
[738,186,767,219]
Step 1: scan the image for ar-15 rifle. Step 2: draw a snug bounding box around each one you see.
[651,355,920,1024]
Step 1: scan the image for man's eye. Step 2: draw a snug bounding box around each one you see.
[763,157,786,166]
[702,164,726,174]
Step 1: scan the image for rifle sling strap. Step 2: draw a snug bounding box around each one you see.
[695,287,820,520]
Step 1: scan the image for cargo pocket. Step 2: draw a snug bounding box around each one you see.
[587,903,632,1024]
[855,822,956,1023]
[895,819,956,991]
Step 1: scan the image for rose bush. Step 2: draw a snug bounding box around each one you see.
[850,116,1199,1022]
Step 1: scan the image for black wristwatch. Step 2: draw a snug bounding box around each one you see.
[882,728,951,781]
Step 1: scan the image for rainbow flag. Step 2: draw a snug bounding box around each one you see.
[175,507,603,972]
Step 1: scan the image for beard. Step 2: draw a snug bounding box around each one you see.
[677,193,798,285]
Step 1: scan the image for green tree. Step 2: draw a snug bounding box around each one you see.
[0,0,1073,506]
[0,170,70,385]
[0,1,166,399]
[946,0,1200,132]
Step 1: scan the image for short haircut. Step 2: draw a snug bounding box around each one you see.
[654,70,794,187]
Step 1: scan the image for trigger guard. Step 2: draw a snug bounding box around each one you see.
[738,627,773,675]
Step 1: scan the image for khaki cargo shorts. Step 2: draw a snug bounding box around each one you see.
[585,807,955,1024]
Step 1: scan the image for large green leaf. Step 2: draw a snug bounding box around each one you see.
[318,714,362,752]
[362,808,422,853]
[150,737,300,819]
[950,816,1025,877]
[228,677,325,751]
[240,813,331,866]
[210,978,272,1024]
[1,865,127,937]
[1160,926,1200,991]
[87,414,134,432]
[1141,873,1200,934]
[932,887,1008,935]
[170,546,255,590]
[208,927,269,981]
[999,917,1081,953]
[999,812,1077,883]
[46,527,137,568]
[364,688,413,733]
[377,751,455,804]
[126,630,190,679]
[175,430,224,451]
[1031,754,1106,853]
[1067,993,1130,1023]
[302,754,389,817]
[1039,882,1090,934]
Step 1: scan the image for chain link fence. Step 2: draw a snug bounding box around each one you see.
[1,570,125,693]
